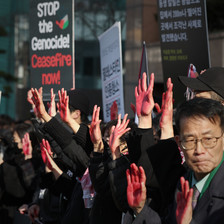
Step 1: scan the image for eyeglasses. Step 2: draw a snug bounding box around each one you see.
[180,133,223,151]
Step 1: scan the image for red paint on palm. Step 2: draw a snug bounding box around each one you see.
[109,114,130,155]
[89,105,102,144]
[126,163,146,210]
[159,78,173,129]
[58,89,70,123]
[40,139,53,170]
[22,133,31,155]
[176,177,193,224]
[135,73,154,117]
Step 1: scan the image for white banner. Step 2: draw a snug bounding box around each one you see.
[98,21,125,122]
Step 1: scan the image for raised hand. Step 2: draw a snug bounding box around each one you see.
[31,87,51,122]
[89,105,103,152]
[135,72,154,117]
[40,139,53,170]
[176,177,193,224]
[47,88,56,117]
[27,88,41,118]
[126,163,146,215]
[22,132,32,159]
[160,78,174,139]
[110,100,118,120]
[109,114,130,160]
[135,73,155,128]
[40,139,63,179]
[57,88,71,123]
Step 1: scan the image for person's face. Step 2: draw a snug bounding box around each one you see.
[103,128,112,145]
[13,131,22,149]
[177,116,224,181]
[194,91,212,99]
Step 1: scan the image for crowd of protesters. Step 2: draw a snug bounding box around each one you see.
[0,66,224,224]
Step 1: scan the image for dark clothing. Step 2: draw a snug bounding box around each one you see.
[61,181,90,224]
[89,144,125,224]
[123,203,161,224]
[166,159,224,224]
[36,115,93,224]
[42,115,91,177]
[0,153,43,224]
[124,140,224,224]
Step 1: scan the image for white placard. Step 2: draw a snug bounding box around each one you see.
[98,22,124,122]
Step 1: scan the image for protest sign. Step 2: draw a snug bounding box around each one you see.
[30,0,75,100]
[98,22,125,122]
[157,0,210,105]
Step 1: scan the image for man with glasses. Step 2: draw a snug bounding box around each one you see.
[173,97,224,223]
[123,97,224,224]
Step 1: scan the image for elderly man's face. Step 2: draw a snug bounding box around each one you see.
[178,116,224,181]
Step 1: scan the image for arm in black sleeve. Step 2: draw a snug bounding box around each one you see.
[127,128,154,164]
[108,155,130,212]
[89,150,111,194]
[62,140,89,178]
[42,116,89,177]
[42,115,73,149]
[73,123,93,157]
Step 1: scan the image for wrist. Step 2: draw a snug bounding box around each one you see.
[160,126,174,140]
[138,115,152,129]
[93,140,104,153]
[42,112,52,122]
[112,148,121,160]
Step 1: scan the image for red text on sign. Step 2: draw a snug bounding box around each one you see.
[42,70,60,85]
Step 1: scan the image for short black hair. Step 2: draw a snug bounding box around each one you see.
[175,97,224,134]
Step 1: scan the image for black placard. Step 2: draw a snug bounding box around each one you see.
[29,0,74,100]
[157,0,210,105]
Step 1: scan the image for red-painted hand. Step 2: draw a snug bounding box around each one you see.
[89,105,102,145]
[109,114,130,160]
[27,88,42,118]
[159,78,173,129]
[47,88,56,117]
[135,72,154,117]
[176,177,193,224]
[57,88,71,123]
[22,133,32,156]
[110,101,118,120]
[40,139,53,170]
[31,87,46,119]
[126,163,146,214]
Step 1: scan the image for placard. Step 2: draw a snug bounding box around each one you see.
[98,22,125,122]
[29,0,75,100]
[157,0,210,105]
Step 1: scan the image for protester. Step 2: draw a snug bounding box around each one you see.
[124,97,224,224]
